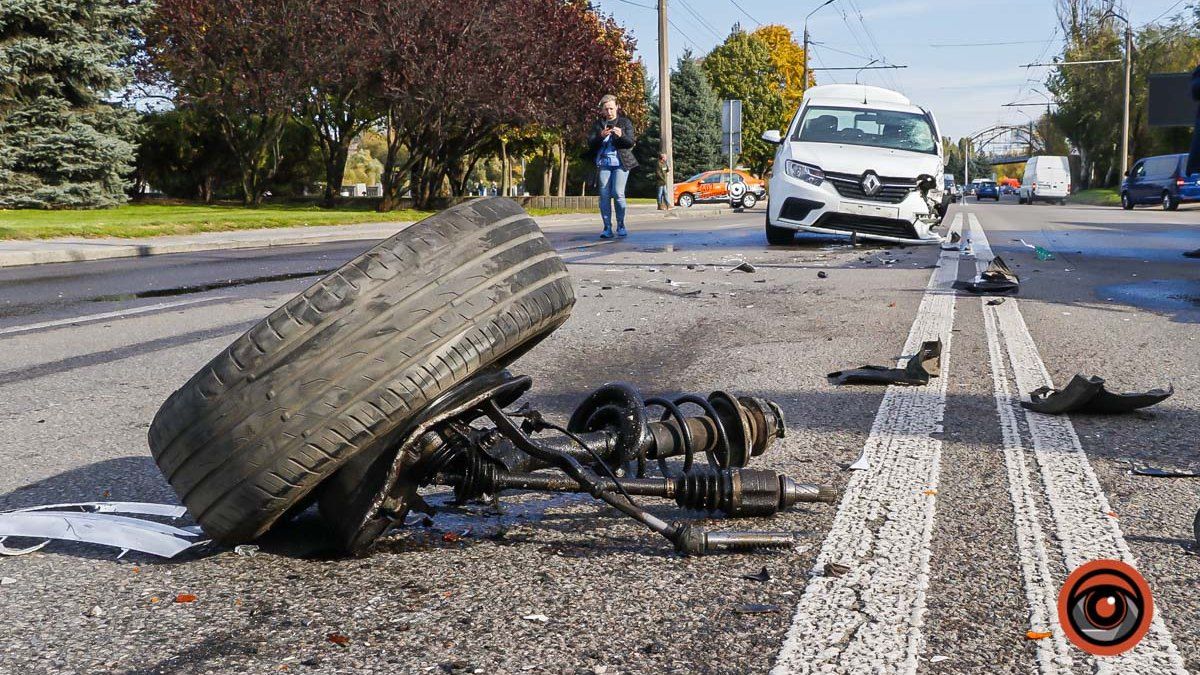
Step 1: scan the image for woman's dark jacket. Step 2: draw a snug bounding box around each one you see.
[586,116,638,171]
[1188,63,1200,175]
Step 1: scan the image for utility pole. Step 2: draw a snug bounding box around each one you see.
[658,0,673,207]
[1120,20,1132,178]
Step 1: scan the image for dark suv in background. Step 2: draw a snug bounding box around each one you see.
[975,180,1000,201]
[1121,153,1200,211]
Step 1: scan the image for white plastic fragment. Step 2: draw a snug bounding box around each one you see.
[0,510,203,558]
[1,577,16,585]
[521,614,550,623]
[930,655,949,663]
[14,502,188,518]
[0,538,49,556]
[234,544,260,557]
[847,451,869,471]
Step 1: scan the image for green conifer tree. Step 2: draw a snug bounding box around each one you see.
[0,0,142,208]
[669,53,723,180]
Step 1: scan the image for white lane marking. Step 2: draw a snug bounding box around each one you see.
[772,213,961,674]
[968,213,1187,674]
[982,300,1076,673]
[0,296,225,337]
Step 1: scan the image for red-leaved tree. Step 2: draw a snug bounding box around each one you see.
[145,0,305,206]
[363,0,640,209]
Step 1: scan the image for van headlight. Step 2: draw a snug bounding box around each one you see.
[785,160,825,186]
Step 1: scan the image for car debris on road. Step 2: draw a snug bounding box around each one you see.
[954,256,1019,294]
[1020,374,1173,415]
[827,338,942,386]
[0,502,205,558]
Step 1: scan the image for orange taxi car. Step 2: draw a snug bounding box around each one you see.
[674,169,766,208]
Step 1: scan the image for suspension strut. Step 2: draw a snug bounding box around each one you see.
[349,370,839,556]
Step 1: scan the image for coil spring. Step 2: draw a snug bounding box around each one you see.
[642,394,730,478]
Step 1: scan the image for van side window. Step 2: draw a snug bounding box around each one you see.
[1132,163,1146,179]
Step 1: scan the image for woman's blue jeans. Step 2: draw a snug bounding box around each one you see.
[597,167,629,231]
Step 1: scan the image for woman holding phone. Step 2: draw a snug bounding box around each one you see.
[587,94,638,238]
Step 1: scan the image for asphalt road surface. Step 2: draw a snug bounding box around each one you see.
[1,197,1198,674]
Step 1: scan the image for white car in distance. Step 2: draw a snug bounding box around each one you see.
[761,85,947,245]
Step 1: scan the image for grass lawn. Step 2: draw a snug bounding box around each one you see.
[1067,188,1121,207]
[0,200,613,240]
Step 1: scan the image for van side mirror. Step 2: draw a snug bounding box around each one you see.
[1124,169,1129,176]
[761,130,782,144]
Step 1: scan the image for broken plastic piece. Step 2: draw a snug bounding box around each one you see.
[847,451,869,471]
[986,297,1006,306]
[1020,374,1173,415]
[13,502,188,518]
[954,256,1019,295]
[823,562,850,577]
[730,261,757,273]
[0,538,50,556]
[940,231,962,251]
[827,339,942,386]
[0,507,204,558]
[817,271,828,279]
[1130,466,1200,478]
[740,567,771,583]
[733,603,780,614]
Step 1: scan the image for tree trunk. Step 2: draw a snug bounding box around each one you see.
[556,138,568,197]
[541,141,553,196]
[499,138,510,197]
[322,141,352,207]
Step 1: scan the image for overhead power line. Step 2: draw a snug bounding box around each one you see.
[727,0,761,26]
[930,39,1055,48]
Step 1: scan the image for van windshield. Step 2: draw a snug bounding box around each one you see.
[792,106,937,154]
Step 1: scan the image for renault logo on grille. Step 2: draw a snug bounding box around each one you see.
[861,172,882,196]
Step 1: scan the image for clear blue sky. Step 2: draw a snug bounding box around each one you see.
[592,0,1193,140]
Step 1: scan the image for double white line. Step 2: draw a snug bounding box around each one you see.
[972,213,1186,674]
[772,213,1186,673]
[773,215,963,673]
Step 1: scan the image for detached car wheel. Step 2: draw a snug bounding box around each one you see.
[148,198,575,545]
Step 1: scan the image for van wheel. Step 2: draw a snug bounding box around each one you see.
[1121,192,1133,210]
[765,212,794,245]
[1162,192,1179,211]
[147,198,575,545]
[679,193,694,208]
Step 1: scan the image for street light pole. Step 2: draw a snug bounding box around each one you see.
[658,0,674,207]
[802,0,837,95]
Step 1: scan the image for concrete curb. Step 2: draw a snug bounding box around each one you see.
[0,206,735,269]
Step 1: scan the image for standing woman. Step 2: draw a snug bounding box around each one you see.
[587,95,638,238]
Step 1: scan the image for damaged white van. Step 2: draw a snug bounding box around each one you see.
[761,85,947,245]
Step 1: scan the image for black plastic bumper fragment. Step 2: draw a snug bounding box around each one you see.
[954,256,1019,295]
[828,339,942,386]
[1020,374,1173,415]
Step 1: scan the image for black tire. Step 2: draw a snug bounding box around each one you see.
[765,211,794,245]
[1121,192,1134,210]
[147,198,575,544]
[1163,192,1179,211]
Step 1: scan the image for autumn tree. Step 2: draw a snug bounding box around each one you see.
[0,0,143,208]
[752,25,812,129]
[291,1,379,206]
[146,0,305,205]
[702,29,785,175]
[363,0,638,209]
